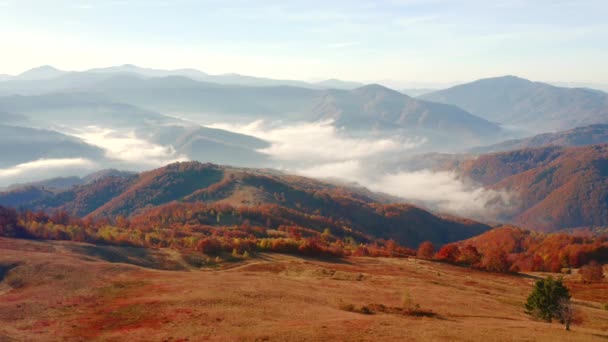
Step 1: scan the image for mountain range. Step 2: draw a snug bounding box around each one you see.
[0,65,364,90]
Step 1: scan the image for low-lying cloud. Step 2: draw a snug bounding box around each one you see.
[71,126,188,167]
[0,158,96,187]
[208,120,424,162]
[298,160,515,219]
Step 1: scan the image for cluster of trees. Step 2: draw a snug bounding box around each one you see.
[417,241,509,272]
[416,227,607,276]
[0,205,414,260]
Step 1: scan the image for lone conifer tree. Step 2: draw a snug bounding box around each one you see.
[525,276,571,323]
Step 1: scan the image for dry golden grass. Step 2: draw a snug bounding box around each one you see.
[0,237,607,341]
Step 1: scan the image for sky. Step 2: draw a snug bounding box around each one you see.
[1,0,607,86]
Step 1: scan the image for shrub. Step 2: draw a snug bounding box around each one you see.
[338,301,373,315]
[579,261,604,283]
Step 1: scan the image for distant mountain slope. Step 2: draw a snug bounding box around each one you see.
[88,64,321,88]
[0,186,56,208]
[0,70,502,149]
[135,125,271,167]
[0,125,105,167]
[3,169,135,192]
[0,161,490,246]
[83,74,319,121]
[0,92,174,128]
[457,144,608,232]
[471,124,608,153]
[314,85,501,137]
[422,76,608,132]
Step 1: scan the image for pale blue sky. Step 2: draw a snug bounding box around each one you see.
[1,0,607,85]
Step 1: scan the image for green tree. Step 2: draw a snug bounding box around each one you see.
[524,276,571,322]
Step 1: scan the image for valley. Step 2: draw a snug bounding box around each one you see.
[3,2,608,341]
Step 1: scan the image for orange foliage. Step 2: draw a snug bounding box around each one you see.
[417,241,435,259]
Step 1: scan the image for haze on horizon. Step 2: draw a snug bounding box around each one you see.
[1,0,607,88]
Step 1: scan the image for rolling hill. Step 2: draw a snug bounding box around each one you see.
[0,161,490,247]
[422,76,608,132]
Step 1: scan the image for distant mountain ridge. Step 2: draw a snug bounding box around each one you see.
[471,124,608,153]
[316,84,501,136]
[422,75,608,132]
[2,64,364,90]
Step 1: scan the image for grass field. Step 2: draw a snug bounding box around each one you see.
[0,237,606,341]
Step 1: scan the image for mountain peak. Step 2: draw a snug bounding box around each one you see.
[120,64,141,69]
[353,83,403,96]
[31,65,60,71]
[17,65,66,80]
[476,75,532,85]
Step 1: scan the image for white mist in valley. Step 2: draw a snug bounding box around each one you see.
[208,120,516,220]
[69,126,189,167]
[0,158,97,187]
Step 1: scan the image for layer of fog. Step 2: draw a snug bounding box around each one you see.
[208,120,516,220]
[208,120,424,163]
[70,126,189,167]
[0,158,96,187]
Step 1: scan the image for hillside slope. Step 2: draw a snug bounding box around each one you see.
[0,162,490,247]
[457,145,608,231]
